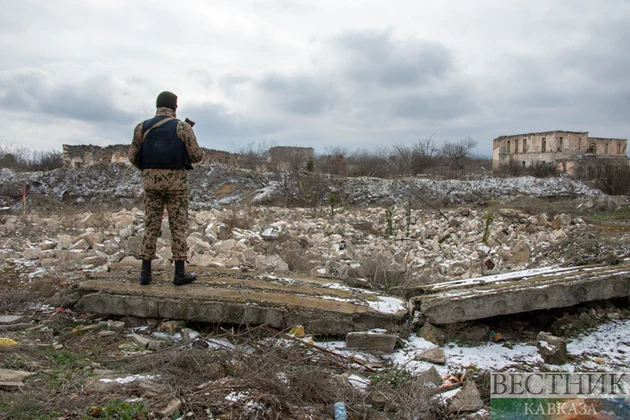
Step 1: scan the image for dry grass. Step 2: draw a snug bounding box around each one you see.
[219,205,257,234]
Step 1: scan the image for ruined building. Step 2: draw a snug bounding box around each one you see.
[267,146,315,172]
[63,144,313,172]
[493,131,628,173]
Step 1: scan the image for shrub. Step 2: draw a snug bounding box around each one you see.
[574,158,630,195]
[526,161,558,178]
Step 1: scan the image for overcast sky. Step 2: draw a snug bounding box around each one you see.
[1,0,629,157]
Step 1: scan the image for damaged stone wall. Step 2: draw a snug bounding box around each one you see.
[63,144,242,169]
[492,131,628,173]
[268,146,315,172]
[63,145,131,169]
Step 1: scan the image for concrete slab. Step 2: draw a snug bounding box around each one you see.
[74,263,407,335]
[412,264,630,325]
[0,315,26,325]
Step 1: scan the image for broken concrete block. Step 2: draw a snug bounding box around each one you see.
[346,332,398,353]
[132,334,151,348]
[0,369,35,390]
[23,247,41,260]
[414,347,445,364]
[420,323,446,346]
[107,320,125,333]
[507,240,530,265]
[37,240,57,251]
[415,366,442,388]
[70,239,90,251]
[151,394,181,418]
[448,380,483,413]
[0,315,26,325]
[537,331,568,365]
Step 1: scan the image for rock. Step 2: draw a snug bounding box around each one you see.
[119,226,133,240]
[106,320,125,333]
[83,255,108,267]
[507,240,530,265]
[56,234,74,250]
[120,256,140,264]
[537,214,550,227]
[420,323,446,346]
[0,315,26,325]
[98,331,117,337]
[448,381,483,413]
[22,247,41,260]
[70,239,90,251]
[77,232,104,248]
[414,347,445,364]
[126,236,142,255]
[415,366,442,388]
[37,240,57,251]
[551,214,571,229]
[552,229,568,241]
[150,394,181,418]
[346,332,398,353]
[181,328,199,342]
[214,239,236,253]
[255,255,289,273]
[460,325,490,342]
[0,369,36,389]
[132,334,151,348]
[114,214,134,230]
[537,331,568,364]
[462,409,490,420]
[158,320,186,333]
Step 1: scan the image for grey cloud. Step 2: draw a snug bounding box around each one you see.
[184,102,282,149]
[334,30,452,87]
[257,73,339,115]
[391,90,478,121]
[0,69,137,124]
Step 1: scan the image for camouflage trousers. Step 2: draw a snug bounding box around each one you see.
[140,188,189,261]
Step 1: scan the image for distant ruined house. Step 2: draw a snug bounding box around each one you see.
[493,131,628,173]
[267,146,315,172]
[62,145,130,169]
[62,144,313,172]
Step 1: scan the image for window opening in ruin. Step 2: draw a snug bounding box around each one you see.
[578,137,582,149]
[558,137,563,151]
[522,161,526,168]
[618,143,622,154]
[542,138,546,152]
[507,140,511,154]
[515,139,519,154]
[523,139,527,153]
[74,162,82,169]
[605,143,609,154]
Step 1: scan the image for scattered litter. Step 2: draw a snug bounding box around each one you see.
[0,338,18,347]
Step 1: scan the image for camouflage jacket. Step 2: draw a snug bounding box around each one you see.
[128,107,203,190]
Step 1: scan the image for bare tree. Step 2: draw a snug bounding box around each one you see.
[440,136,477,170]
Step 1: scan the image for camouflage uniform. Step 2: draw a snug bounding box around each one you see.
[128,107,203,261]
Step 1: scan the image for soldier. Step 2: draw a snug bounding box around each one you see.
[128,91,203,286]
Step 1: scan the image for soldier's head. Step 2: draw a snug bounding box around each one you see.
[156,91,178,111]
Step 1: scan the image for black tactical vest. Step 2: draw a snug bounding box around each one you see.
[139,117,193,170]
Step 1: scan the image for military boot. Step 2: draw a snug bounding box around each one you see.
[139,259,152,285]
[173,260,197,286]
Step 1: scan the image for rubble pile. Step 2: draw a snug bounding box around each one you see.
[2,203,628,287]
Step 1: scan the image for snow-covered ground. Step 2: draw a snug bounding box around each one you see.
[317,320,630,377]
